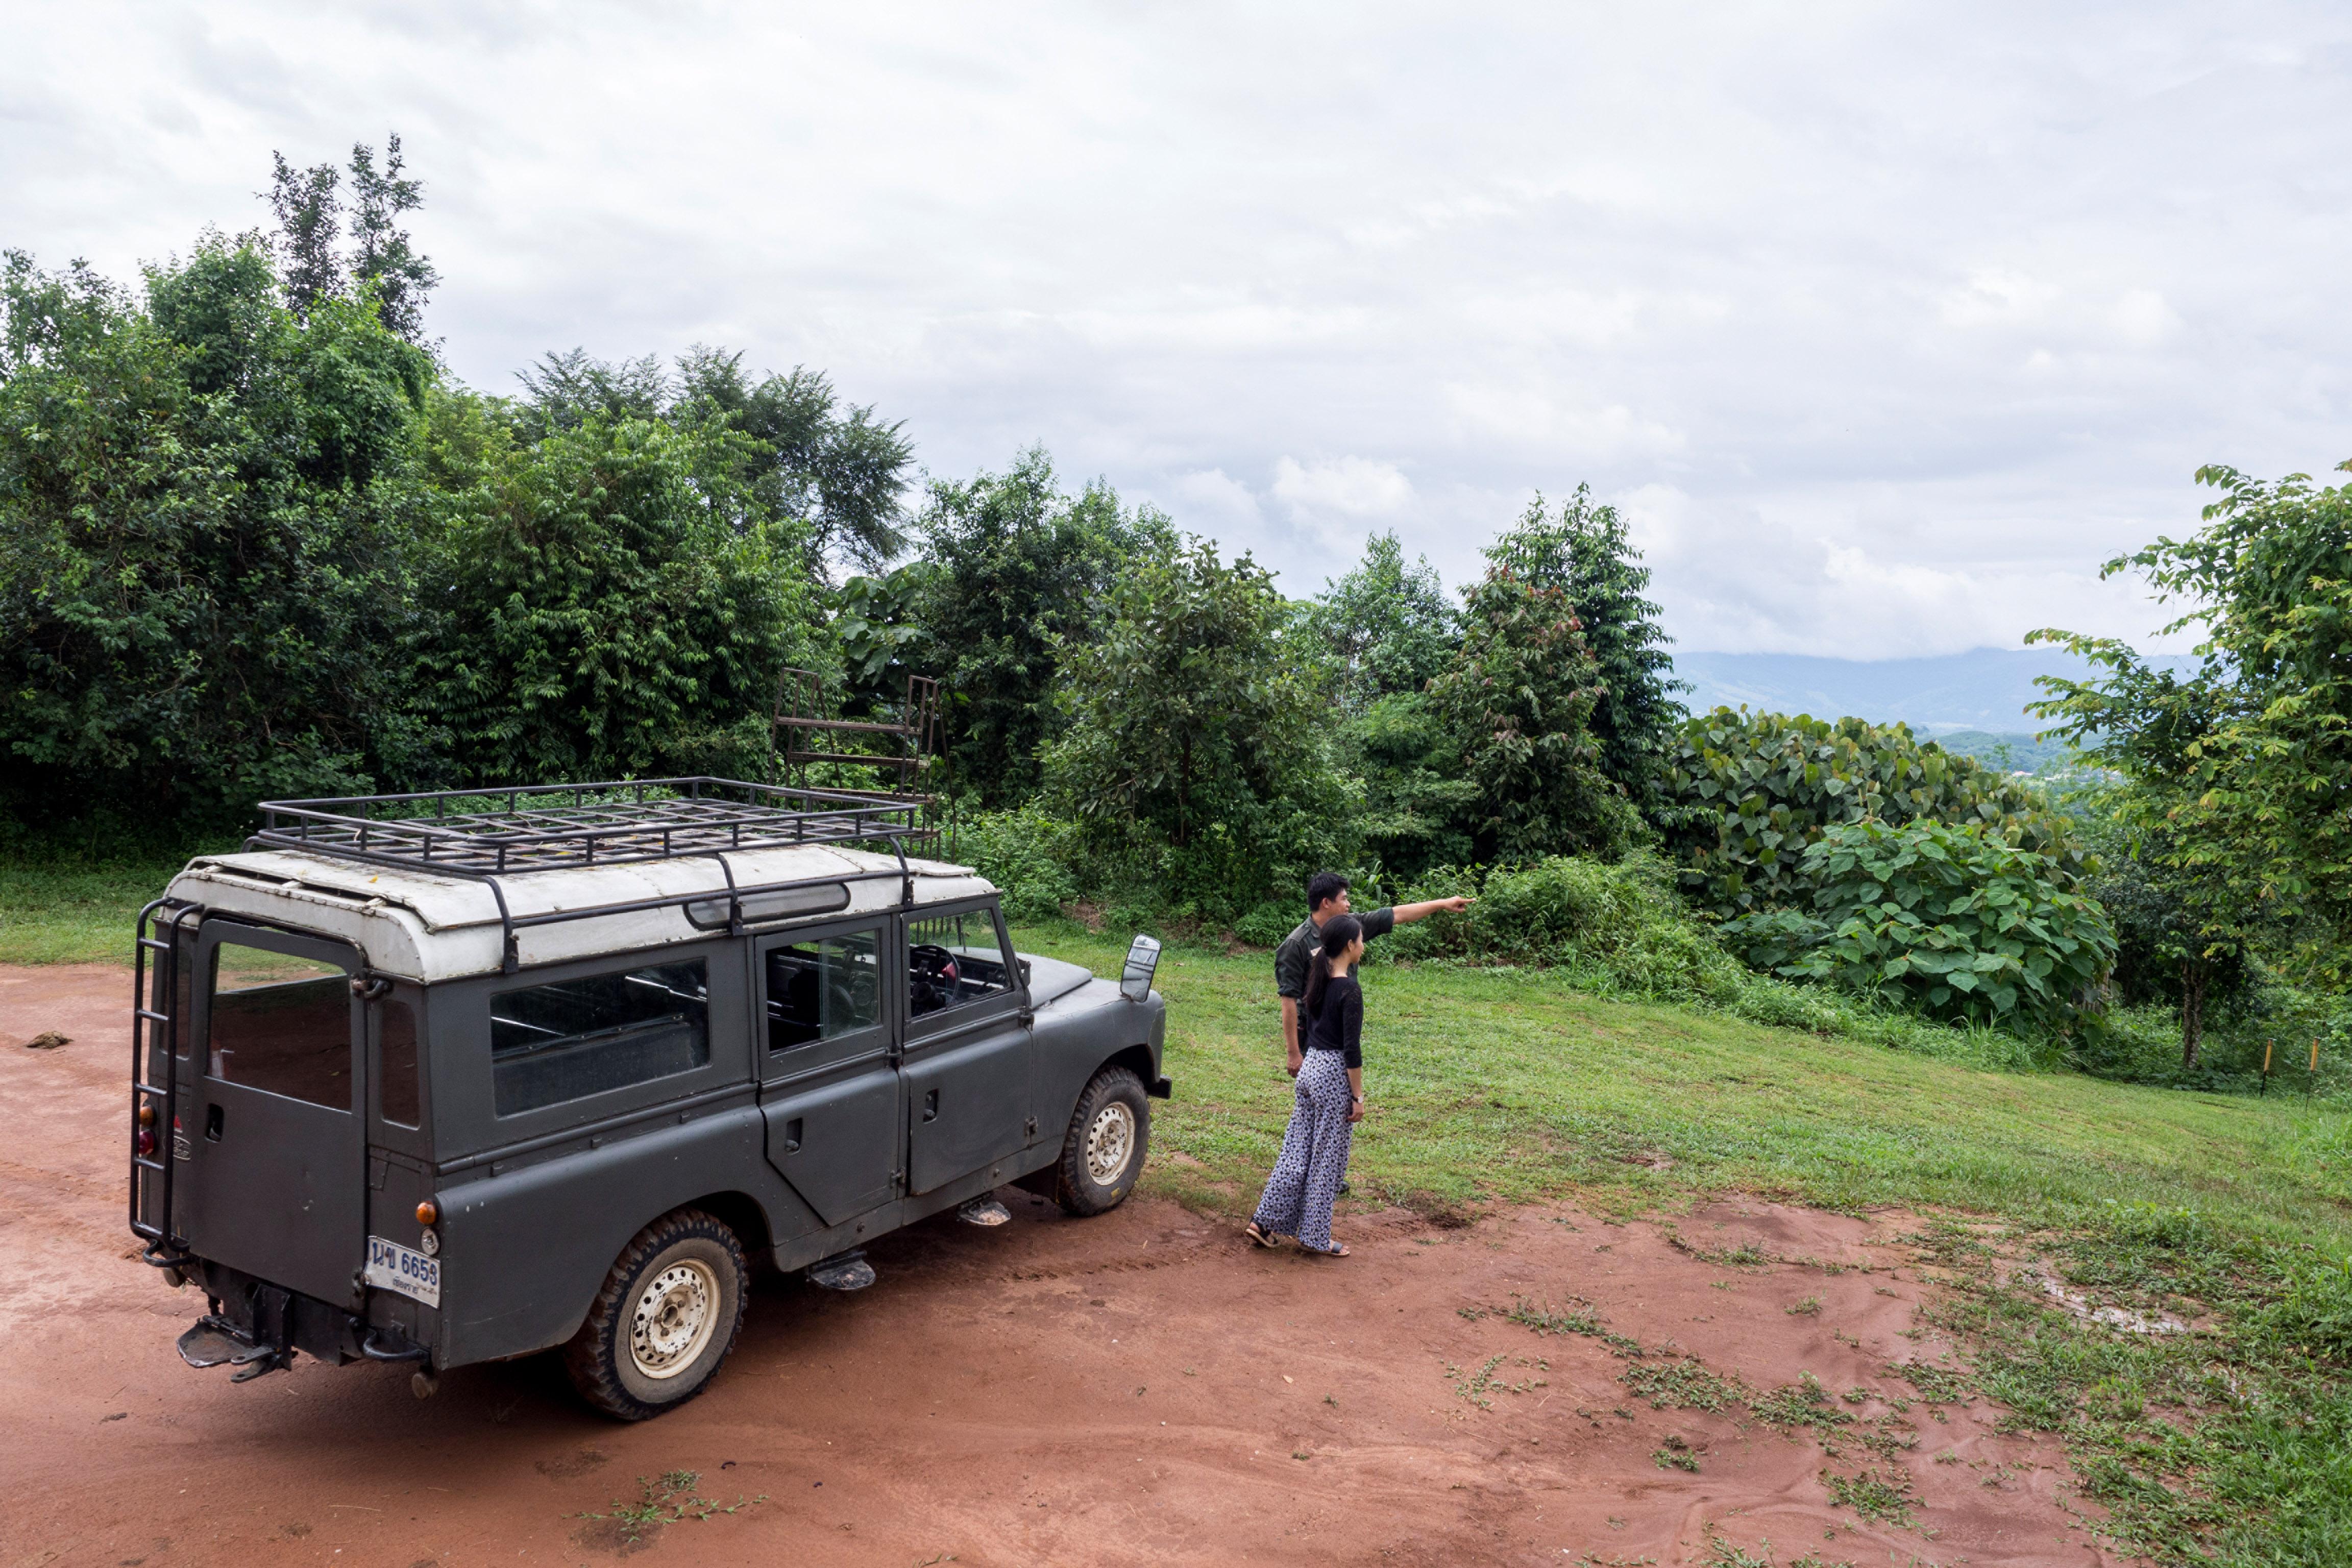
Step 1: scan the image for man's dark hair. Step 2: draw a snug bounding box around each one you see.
[1305,871,1350,913]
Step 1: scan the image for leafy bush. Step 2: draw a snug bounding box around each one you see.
[1388,853,1745,1002]
[1665,709,2087,919]
[1232,901,1302,947]
[1722,819,2115,1030]
[949,803,1081,923]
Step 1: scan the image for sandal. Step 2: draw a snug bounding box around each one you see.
[1303,1239,1350,1258]
[1244,1221,1280,1249]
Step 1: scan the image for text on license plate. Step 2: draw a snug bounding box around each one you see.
[364,1236,441,1308]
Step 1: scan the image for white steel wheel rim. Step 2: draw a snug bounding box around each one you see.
[629,1258,720,1381]
[1085,1102,1136,1185]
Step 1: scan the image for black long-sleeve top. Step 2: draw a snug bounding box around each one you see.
[1303,975,1363,1069]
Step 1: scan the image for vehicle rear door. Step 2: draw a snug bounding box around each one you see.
[756,917,901,1225]
[182,922,366,1308]
[899,902,1033,1195]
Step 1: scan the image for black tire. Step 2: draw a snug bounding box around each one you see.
[1052,1066,1150,1217]
[562,1208,748,1422]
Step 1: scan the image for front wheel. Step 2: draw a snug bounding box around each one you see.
[1051,1066,1150,1216]
[562,1208,748,1421]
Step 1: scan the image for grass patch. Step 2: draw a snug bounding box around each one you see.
[1007,921,2352,1566]
[0,845,224,965]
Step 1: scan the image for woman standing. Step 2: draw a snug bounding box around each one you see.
[1246,914,1366,1257]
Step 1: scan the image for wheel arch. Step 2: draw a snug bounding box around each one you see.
[1099,1043,1157,1092]
[675,1190,776,1268]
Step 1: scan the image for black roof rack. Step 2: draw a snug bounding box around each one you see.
[244,779,930,972]
[252,777,921,874]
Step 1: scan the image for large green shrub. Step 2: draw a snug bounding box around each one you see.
[949,803,1081,924]
[411,398,815,785]
[1722,819,2116,1029]
[1042,534,1350,917]
[1665,709,2087,918]
[1388,853,1745,1002]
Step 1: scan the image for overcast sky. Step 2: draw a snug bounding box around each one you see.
[8,3,2348,656]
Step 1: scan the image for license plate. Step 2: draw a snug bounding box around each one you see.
[364,1236,442,1308]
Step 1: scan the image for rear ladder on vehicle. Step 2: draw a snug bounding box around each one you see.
[130,900,204,1268]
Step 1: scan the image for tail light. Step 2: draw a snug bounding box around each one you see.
[135,1128,157,1155]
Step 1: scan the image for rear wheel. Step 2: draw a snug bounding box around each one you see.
[563,1208,748,1421]
[1051,1066,1150,1216]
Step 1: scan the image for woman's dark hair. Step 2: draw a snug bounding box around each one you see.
[1303,914,1363,1021]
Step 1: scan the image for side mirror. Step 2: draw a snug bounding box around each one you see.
[1119,934,1162,1002]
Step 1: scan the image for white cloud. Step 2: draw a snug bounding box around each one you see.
[1271,456,1415,519]
[5,2,2349,655]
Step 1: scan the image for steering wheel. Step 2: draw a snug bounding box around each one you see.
[909,943,961,1016]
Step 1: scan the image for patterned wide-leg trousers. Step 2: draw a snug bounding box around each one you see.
[1252,1048,1354,1250]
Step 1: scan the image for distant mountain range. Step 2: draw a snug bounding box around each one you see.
[1669,647,2197,734]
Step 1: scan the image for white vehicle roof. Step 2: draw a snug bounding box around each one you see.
[167,843,995,983]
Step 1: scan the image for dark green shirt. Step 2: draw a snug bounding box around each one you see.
[1273,905,1396,999]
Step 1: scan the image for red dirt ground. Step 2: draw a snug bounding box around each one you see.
[2,964,2122,1567]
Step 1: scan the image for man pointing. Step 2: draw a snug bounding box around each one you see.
[1275,872,1472,1079]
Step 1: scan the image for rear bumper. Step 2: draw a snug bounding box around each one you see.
[186,1258,428,1372]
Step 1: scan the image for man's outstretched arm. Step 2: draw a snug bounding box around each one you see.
[1390,894,1474,926]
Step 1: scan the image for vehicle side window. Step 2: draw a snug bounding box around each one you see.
[907,911,1015,1021]
[490,960,709,1117]
[765,927,884,1051]
[207,943,350,1110]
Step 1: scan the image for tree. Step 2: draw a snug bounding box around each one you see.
[267,153,343,321]
[674,349,913,572]
[1722,818,2116,1032]
[409,395,814,786]
[1485,486,1686,818]
[265,133,438,342]
[1302,531,1456,713]
[913,450,1167,806]
[345,134,438,344]
[1426,566,1640,863]
[512,347,915,576]
[1043,535,1345,912]
[0,237,432,830]
[2031,459,2352,1043]
[1305,532,1470,878]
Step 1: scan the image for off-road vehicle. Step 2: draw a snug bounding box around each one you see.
[128,778,1167,1419]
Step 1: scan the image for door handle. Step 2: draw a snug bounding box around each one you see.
[922,1089,940,1123]
[783,1117,803,1154]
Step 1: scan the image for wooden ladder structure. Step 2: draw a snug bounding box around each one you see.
[770,668,942,840]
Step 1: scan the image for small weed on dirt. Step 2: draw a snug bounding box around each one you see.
[1622,1357,1743,1411]
[574,1471,765,1551]
[1821,1465,1917,1527]
[1652,1434,1701,1472]
[1751,1373,1852,1436]
[1785,1295,1823,1316]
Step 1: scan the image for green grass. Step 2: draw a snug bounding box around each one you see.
[1011,920,2352,1566]
[1007,922,2352,1248]
[0,849,216,964]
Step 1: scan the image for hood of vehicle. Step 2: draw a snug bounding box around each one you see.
[1022,953,1101,1009]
